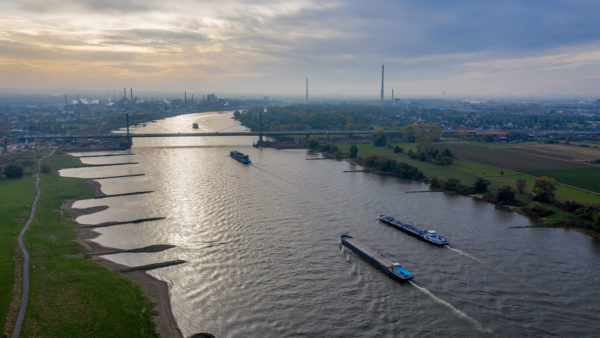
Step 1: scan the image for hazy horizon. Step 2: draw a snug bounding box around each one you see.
[2,0,600,98]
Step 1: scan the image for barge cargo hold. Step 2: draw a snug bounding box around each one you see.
[341,235,413,281]
[379,215,448,246]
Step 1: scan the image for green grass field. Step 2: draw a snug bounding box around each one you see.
[0,177,36,333]
[526,167,600,194]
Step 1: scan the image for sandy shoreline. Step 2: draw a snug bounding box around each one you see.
[62,179,183,338]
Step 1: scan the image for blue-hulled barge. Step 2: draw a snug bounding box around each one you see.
[379,215,448,246]
[230,150,251,164]
[340,235,414,281]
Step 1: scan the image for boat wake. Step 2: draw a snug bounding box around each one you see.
[446,246,526,287]
[446,246,487,265]
[409,281,491,333]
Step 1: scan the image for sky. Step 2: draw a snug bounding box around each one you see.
[1,0,600,98]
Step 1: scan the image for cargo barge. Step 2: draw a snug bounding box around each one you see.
[379,215,448,246]
[230,150,251,164]
[341,235,414,281]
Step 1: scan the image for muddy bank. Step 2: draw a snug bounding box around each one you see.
[62,179,183,338]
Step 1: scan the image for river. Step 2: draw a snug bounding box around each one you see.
[60,111,600,337]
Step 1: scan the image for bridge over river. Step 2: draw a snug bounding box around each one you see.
[18,130,400,140]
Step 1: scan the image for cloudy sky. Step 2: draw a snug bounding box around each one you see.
[1,0,599,98]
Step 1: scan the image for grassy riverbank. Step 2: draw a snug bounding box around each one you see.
[1,150,158,336]
[338,143,600,206]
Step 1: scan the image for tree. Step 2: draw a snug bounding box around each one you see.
[495,185,515,204]
[516,178,527,193]
[373,129,388,147]
[402,124,417,142]
[308,139,319,149]
[349,145,358,158]
[40,162,52,173]
[473,178,490,193]
[415,124,441,153]
[4,164,24,179]
[533,176,556,202]
[393,145,403,153]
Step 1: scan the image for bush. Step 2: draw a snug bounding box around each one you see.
[455,182,474,195]
[429,176,445,190]
[393,145,403,153]
[516,178,527,193]
[443,177,461,191]
[308,139,319,149]
[495,185,515,204]
[4,164,24,179]
[40,162,52,173]
[349,145,358,158]
[525,202,555,217]
[373,130,388,147]
[473,178,490,193]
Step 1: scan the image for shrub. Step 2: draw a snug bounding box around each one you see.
[525,202,555,217]
[40,162,52,173]
[4,164,24,179]
[393,145,403,153]
[443,177,461,191]
[429,176,445,190]
[473,178,490,193]
[349,145,358,158]
[495,185,515,204]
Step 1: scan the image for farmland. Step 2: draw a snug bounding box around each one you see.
[526,167,600,194]
[437,143,600,171]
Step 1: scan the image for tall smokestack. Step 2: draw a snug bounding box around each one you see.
[123,87,126,99]
[184,91,187,104]
[130,87,133,102]
[306,78,309,104]
[380,65,384,103]
[391,89,394,103]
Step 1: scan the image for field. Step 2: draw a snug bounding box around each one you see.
[438,143,600,171]
[526,167,600,194]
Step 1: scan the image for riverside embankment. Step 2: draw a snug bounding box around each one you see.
[5,151,168,337]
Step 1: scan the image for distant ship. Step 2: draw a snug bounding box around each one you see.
[230,151,251,164]
[379,215,448,246]
[192,123,199,129]
[341,235,414,281]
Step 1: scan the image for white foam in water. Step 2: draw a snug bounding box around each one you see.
[447,246,488,266]
[446,246,527,287]
[409,280,491,333]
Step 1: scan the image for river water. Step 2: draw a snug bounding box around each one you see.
[60,112,600,337]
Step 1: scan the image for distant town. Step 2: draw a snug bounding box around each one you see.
[2,92,600,154]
